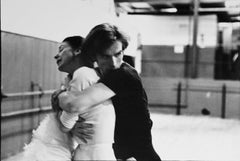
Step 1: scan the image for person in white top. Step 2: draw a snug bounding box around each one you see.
[63,66,115,160]
[22,36,116,161]
[58,24,161,161]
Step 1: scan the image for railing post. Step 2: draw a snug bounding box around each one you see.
[176,82,182,115]
[1,90,8,101]
[30,81,35,108]
[221,84,226,119]
[30,81,43,123]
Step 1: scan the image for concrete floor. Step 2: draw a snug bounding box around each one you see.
[3,108,240,161]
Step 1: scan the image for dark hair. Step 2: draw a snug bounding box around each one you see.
[62,36,93,67]
[62,36,84,50]
[81,23,130,61]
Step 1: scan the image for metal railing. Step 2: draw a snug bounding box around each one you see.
[2,81,240,119]
[173,82,240,118]
[2,90,54,98]
[1,106,52,119]
[1,81,56,119]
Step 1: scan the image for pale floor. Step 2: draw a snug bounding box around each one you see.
[3,109,240,161]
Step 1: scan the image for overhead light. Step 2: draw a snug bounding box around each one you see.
[131,2,152,9]
[161,8,177,13]
[199,7,240,12]
[174,45,184,54]
[118,3,133,12]
[225,0,240,8]
[231,16,240,21]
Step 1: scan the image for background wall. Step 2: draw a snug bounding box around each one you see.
[119,14,217,47]
[141,45,215,78]
[1,0,116,42]
[142,77,240,119]
[1,31,65,159]
[1,32,65,95]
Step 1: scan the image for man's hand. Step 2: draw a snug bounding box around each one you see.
[70,116,94,144]
[51,89,66,112]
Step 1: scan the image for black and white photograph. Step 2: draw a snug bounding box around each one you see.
[1,0,240,161]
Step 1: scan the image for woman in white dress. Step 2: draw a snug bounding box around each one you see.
[23,36,116,161]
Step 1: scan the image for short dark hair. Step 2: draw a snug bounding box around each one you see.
[62,36,84,50]
[81,23,130,61]
[62,36,94,67]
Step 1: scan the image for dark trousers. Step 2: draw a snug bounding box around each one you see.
[113,143,161,161]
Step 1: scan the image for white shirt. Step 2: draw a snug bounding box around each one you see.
[60,66,115,145]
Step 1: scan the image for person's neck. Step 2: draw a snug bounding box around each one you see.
[68,59,84,76]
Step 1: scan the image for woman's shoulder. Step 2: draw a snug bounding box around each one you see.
[73,67,97,79]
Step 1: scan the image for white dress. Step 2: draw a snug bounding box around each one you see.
[22,67,116,161]
[22,113,73,161]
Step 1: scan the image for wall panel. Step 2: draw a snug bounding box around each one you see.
[1,31,66,159]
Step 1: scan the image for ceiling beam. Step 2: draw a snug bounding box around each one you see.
[199,7,240,13]
[115,0,192,4]
[115,0,229,3]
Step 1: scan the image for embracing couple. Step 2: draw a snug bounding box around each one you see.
[23,23,161,161]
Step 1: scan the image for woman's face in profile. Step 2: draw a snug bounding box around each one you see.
[55,41,74,72]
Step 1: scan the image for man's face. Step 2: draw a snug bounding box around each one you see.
[54,42,74,72]
[96,41,123,75]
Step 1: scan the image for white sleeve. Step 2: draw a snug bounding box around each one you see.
[69,67,95,92]
[60,111,79,129]
[59,67,97,129]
